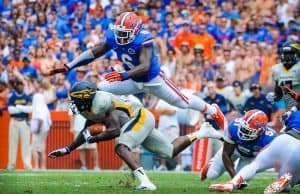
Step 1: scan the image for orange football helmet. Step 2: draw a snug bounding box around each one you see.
[238,109,268,141]
[113,12,142,45]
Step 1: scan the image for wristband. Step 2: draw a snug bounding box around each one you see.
[63,64,70,71]
[121,72,129,80]
[65,146,70,154]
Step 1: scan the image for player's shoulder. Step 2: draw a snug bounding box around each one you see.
[91,91,113,114]
[227,118,240,136]
[272,63,283,71]
[105,27,115,41]
[135,28,154,45]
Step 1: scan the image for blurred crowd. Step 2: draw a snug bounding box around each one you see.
[1,0,299,172]
[0,0,299,120]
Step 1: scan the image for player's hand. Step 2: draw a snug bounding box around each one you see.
[48,147,70,159]
[281,86,300,101]
[44,64,69,76]
[104,71,129,82]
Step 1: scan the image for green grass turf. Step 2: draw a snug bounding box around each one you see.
[0,170,299,194]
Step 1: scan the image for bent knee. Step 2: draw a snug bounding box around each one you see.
[207,169,222,180]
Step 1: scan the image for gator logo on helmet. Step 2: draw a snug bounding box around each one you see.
[70,89,96,99]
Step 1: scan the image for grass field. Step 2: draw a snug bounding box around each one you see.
[0,170,299,194]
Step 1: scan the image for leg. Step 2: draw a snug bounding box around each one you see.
[115,144,156,190]
[147,76,226,129]
[115,109,156,190]
[99,79,140,95]
[206,148,227,180]
[78,149,87,169]
[39,131,48,170]
[7,119,19,170]
[19,121,32,169]
[231,136,284,187]
[31,134,39,169]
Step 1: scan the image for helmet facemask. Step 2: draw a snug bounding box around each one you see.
[281,47,297,70]
[238,120,264,141]
[70,89,96,113]
[113,25,136,45]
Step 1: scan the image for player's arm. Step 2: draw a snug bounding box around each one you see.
[83,106,121,143]
[48,120,95,158]
[104,46,152,82]
[222,141,236,178]
[47,43,111,75]
[127,46,152,78]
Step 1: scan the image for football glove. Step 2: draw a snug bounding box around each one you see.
[45,64,69,76]
[82,129,93,143]
[104,71,129,82]
[48,147,70,159]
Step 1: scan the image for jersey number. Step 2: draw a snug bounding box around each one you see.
[121,54,135,69]
[277,80,293,89]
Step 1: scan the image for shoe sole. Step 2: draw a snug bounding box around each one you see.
[264,173,292,194]
[209,184,233,192]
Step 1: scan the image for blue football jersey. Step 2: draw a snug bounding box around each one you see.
[285,111,300,133]
[105,27,161,82]
[225,118,278,157]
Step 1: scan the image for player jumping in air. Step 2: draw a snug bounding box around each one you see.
[45,11,227,131]
[48,81,222,190]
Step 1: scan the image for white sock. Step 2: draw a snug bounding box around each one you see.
[188,95,216,115]
[133,167,151,185]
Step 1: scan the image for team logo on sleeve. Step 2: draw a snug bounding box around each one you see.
[128,48,135,54]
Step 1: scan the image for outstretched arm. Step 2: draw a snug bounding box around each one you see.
[66,42,111,70]
[127,46,152,78]
[48,120,95,158]
[222,141,236,178]
[46,43,111,75]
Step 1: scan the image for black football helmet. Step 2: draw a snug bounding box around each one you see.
[69,80,97,113]
[280,41,300,70]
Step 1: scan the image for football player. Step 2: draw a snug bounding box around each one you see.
[268,41,300,110]
[200,110,278,183]
[209,88,300,193]
[48,81,222,190]
[45,11,227,131]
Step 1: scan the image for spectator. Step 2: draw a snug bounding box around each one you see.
[40,79,57,110]
[31,79,52,170]
[227,80,251,118]
[55,74,70,111]
[193,23,216,59]
[243,82,273,120]
[10,50,23,69]
[7,80,32,170]
[19,56,38,79]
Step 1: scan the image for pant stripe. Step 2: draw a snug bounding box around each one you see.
[123,108,145,133]
[161,75,189,104]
